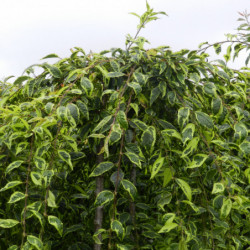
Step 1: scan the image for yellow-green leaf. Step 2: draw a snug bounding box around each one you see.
[27,235,43,250]
[8,192,25,203]
[176,178,192,201]
[90,162,114,177]
[48,215,63,237]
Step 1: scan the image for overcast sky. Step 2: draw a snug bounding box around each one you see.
[0,0,249,81]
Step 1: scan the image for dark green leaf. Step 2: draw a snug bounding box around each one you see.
[90,162,114,177]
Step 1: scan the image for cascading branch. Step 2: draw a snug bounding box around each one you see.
[0,3,249,250]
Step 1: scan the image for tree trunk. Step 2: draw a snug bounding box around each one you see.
[94,141,104,250]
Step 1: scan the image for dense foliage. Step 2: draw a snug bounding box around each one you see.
[0,3,249,250]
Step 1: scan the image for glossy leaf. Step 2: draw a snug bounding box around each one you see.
[0,219,20,228]
[48,215,63,237]
[117,111,128,129]
[0,181,23,192]
[66,103,80,127]
[90,162,114,177]
[151,156,165,179]
[27,235,43,250]
[8,191,25,203]
[127,82,142,95]
[111,220,125,240]
[186,154,208,169]
[5,161,23,175]
[176,178,192,201]
[121,179,137,200]
[212,183,225,194]
[195,111,214,129]
[125,151,141,168]
[58,150,73,170]
[80,77,94,96]
[220,198,232,218]
[178,107,190,128]
[95,190,114,206]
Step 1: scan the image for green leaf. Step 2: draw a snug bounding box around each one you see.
[178,107,190,128]
[167,91,176,105]
[80,77,93,96]
[151,156,165,179]
[47,190,57,208]
[110,61,120,71]
[13,76,31,85]
[127,82,142,95]
[41,53,60,59]
[66,103,80,127]
[239,141,250,156]
[214,43,221,54]
[34,157,47,170]
[217,71,230,81]
[204,82,216,96]
[30,210,45,228]
[212,97,223,115]
[62,135,78,152]
[162,129,182,141]
[212,183,225,194]
[163,168,172,187]
[133,72,148,85]
[90,162,114,177]
[182,123,195,145]
[15,142,29,155]
[117,111,128,129]
[220,198,232,218]
[195,111,214,129]
[27,235,43,250]
[176,178,192,201]
[57,106,67,121]
[121,179,137,200]
[45,102,54,114]
[36,141,51,157]
[93,115,113,132]
[95,190,114,206]
[8,192,25,203]
[5,161,23,175]
[189,72,200,83]
[130,103,139,116]
[76,100,89,120]
[141,126,156,150]
[125,152,141,168]
[88,134,106,139]
[177,71,185,84]
[181,137,199,158]
[30,172,43,186]
[44,64,62,78]
[0,181,23,192]
[48,215,63,237]
[224,45,232,62]
[150,86,161,106]
[111,220,125,240]
[7,245,18,250]
[234,122,248,142]
[211,140,229,150]
[158,222,178,233]
[58,150,73,170]
[0,219,20,228]
[131,119,147,131]
[186,154,208,169]
[106,72,125,78]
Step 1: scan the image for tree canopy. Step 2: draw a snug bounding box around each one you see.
[0,3,249,250]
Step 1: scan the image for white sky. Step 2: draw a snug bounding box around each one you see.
[0,0,249,81]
